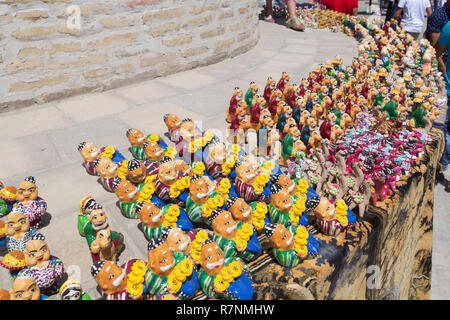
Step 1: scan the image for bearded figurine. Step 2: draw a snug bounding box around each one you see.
[320,111,337,140]
[174,118,204,161]
[0,184,17,216]
[197,239,254,300]
[224,197,269,233]
[77,141,125,176]
[126,129,168,161]
[234,156,271,203]
[13,176,46,229]
[281,126,304,167]
[145,238,199,300]
[164,113,182,143]
[59,279,91,300]
[209,209,262,262]
[306,196,355,236]
[91,259,147,300]
[268,184,308,228]
[227,87,244,123]
[136,202,192,240]
[277,72,290,94]
[264,223,319,267]
[92,157,121,192]
[244,82,259,110]
[8,269,50,300]
[203,140,228,180]
[23,233,64,295]
[264,77,276,102]
[121,159,157,186]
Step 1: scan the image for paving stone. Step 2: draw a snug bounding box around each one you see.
[114,80,182,106]
[158,69,218,91]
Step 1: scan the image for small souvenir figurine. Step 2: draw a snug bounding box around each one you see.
[204,140,227,179]
[281,125,304,167]
[225,197,268,232]
[197,239,254,300]
[319,111,337,140]
[145,238,199,299]
[93,157,121,193]
[347,178,373,218]
[24,233,64,295]
[2,207,35,254]
[164,113,183,143]
[14,176,47,229]
[227,88,244,123]
[264,77,276,102]
[137,202,192,240]
[306,196,353,236]
[268,184,308,228]
[277,72,290,94]
[78,142,125,175]
[175,118,204,161]
[161,226,194,256]
[185,174,225,225]
[0,185,16,216]
[209,209,262,262]
[59,279,91,300]
[154,156,189,203]
[91,259,147,300]
[264,223,319,267]
[245,82,259,110]
[234,156,271,203]
[9,269,49,300]
[124,159,151,186]
[127,129,168,161]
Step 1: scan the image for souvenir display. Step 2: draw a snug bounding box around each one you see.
[59,279,91,300]
[77,142,126,176]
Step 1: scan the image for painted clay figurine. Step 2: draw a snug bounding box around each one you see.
[14,176,46,229]
[164,113,182,143]
[8,269,49,300]
[59,279,91,300]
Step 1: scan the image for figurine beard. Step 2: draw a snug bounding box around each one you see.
[196,185,215,199]
[112,267,127,287]
[92,217,109,231]
[206,258,224,270]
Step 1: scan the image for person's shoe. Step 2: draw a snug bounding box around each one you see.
[264,14,275,23]
[286,17,305,31]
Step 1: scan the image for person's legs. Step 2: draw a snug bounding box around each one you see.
[264,0,275,22]
[286,0,297,18]
[440,99,450,170]
[284,0,305,31]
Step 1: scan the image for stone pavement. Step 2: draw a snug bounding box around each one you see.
[0,17,448,300]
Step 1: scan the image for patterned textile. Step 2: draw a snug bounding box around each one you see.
[100,177,119,193]
[6,230,36,252]
[206,158,223,180]
[143,160,159,176]
[427,5,450,33]
[14,197,47,228]
[154,177,172,202]
[30,256,64,291]
[235,179,259,203]
[316,218,343,236]
[131,146,146,160]
[83,160,98,176]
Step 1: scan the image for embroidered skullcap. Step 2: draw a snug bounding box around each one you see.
[225,197,237,210]
[111,178,122,192]
[163,114,170,122]
[80,196,97,215]
[127,159,141,171]
[24,176,36,184]
[77,142,86,152]
[161,226,174,241]
[147,238,164,251]
[270,183,283,195]
[159,156,172,165]
[202,238,214,247]
[264,223,277,239]
[235,156,245,168]
[142,141,150,149]
[17,269,35,280]
[135,202,146,214]
[92,158,102,169]
[31,233,45,241]
[11,205,25,215]
[91,260,106,277]
[271,174,281,185]
[306,196,321,213]
[182,118,192,123]
[209,208,224,222]
[191,174,203,182]
[91,203,103,211]
[126,129,133,137]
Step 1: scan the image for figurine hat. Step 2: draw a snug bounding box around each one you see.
[92,158,102,169]
[80,196,97,215]
[127,159,141,171]
[126,129,133,137]
[17,268,36,280]
[202,238,214,247]
[135,202,146,215]
[91,260,107,277]
[31,233,45,241]
[209,208,224,222]
[182,118,192,123]
[270,174,281,185]
[77,142,86,152]
[159,156,172,165]
[163,114,170,122]
[306,196,321,213]
[10,205,25,215]
[270,183,283,195]
[142,141,151,149]
[111,178,122,192]
[161,226,174,241]
[147,238,165,251]
[225,197,237,210]
[24,176,36,185]
[264,223,277,239]
[59,279,82,297]
[191,174,203,182]
[91,203,103,211]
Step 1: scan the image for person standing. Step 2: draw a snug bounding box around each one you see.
[263,0,306,31]
[393,0,433,39]
[385,0,400,23]
[426,0,450,72]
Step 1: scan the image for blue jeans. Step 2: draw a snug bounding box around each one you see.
[439,98,450,168]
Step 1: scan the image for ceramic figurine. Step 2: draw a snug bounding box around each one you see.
[264,77,276,102]
[126,129,168,161]
[160,226,197,256]
[9,269,49,300]
[204,140,227,179]
[175,118,203,161]
[1,207,35,254]
[145,238,199,299]
[306,196,352,236]
[209,208,262,262]
[14,176,46,229]
[264,223,319,267]
[245,82,259,110]
[225,197,268,232]
[0,185,17,216]
[92,259,147,300]
[136,202,192,240]
[154,156,189,203]
[93,157,121,193]
[24,233,64,295]
[59,279,91,300]
[277,72,290,94]
[268,183,308,228]
[234,156,270,203]
[227,88,244,123]
[281,125,305,167]
[197,239,253,300]
[164,113,183,143]
[78,142,125,175]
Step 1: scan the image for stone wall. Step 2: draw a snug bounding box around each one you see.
[0,0,260,112]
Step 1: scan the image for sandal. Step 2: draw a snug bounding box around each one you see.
[286,17,305,31]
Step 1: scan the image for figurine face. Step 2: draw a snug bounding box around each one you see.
[127,162,147,185]
[16,180,38,204]
[148,242,175,277]
[283,105,293,117]
[268,224,294,251]
[180,120,195,141]
[175,159,190,176]
[189,176,215,205]
[235,160,258,185]
[261,114,274,127]
[89,208,108,230]
[212,211,237,240]
[144,141,164,162]
[250,82,259,94]
[138,202,164,228]
[327,112,337,123]
[96,157,118,179]
[284,118,296,132]
[312,197,336,220]
[236,101,248,118]
[80,142,100,162]
[165,114,182,131]
[277,175,296,195]
[270,189,293,213]
[24,239,50,269]
[127,129,146,148]
[5,211,30,237]
[288,126,301,141]
[292,139,306,153]
[165,227,191,253]
[208,143,227,164]
[115,180,139,203]
[228,198,252,222]
[234,88,243,99]
[10,277,40,300]
[158,160,178,185]
[199,242,224,277]
[95,261,127,294]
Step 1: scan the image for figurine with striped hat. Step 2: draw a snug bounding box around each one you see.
[14,176,47,229]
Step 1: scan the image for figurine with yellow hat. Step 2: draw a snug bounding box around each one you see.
[59,279,91,300]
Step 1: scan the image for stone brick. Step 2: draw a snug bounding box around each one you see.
[17,47,45,59]
[182,15,212,28]
[126,0,162,7]
[49,54,108,70]
[80,3,113,16]
[87,32,139,47]
[229,21,246,32]
[16,10,49,20]
[147,22,180,37]
[219,9,234,20]
[189,4,219,14]
[215,38,235,50]
[0,14,13,22]
[181,46,209,58]
[10,73,70,92]
[118,48,150,58]
[99,16,133,28]
[12,26,57,40]
[201,27,225,39]
[5,60,43,73]
[83,68,112,79]
[48,42,82,55]
[142,8,184,23]
[115,62,133,73]
[221,0,233,7]
[238,6,250,15]
[140,53,177,67]
[162,35,192,47]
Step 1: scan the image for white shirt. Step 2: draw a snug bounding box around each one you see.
[398,0,432,33]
